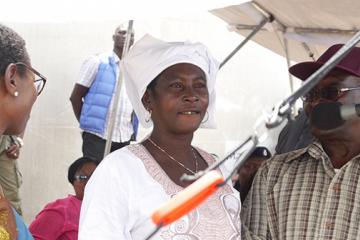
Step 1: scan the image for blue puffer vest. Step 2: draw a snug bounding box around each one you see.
[80,54,117,135]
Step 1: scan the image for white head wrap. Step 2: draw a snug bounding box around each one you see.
[121,34,219,129]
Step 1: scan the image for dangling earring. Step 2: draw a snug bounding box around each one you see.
[201,110,209,124]
[14,91,19,97]
[145,109,152,123]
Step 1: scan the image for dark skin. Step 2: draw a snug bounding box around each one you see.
[0,62,37,135]
[0,59,36,240]
[141,63,209,187]
[69,26,134,122]
[237,156,266,203]
[305,70,360,168]
[72,162,97,200]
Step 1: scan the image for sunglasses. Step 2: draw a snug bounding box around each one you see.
[74,175,91,183]
[15,62,47,96]
[302,86,360,102]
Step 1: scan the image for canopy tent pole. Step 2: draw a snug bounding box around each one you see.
[282,35,294,93]
[219,15,274,69]
[301,42,316,61]
[103,20,134,158]
[281,34,300,116]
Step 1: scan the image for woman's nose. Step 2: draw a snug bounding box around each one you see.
[184,95,199,102]
[182,86,199,102]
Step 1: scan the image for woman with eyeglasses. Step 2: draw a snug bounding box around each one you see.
[0,23,47,240]
[0,26,46,137]
[29,157,98,240]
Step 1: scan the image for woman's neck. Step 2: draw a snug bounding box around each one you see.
[149,132,193,149]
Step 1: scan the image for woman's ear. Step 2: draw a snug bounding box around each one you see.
[141,89,152,110]
[3,64,18,95]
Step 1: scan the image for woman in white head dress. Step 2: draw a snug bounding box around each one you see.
[79,35,241,240]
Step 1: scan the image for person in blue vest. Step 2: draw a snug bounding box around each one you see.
[70,24,138,162]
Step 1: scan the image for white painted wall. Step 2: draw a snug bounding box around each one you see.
[4,12,297,224]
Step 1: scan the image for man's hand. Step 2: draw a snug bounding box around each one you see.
[5,145,19,160]
[70,84,90,122]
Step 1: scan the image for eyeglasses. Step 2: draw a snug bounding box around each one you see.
[15,62,47,96]
[302,86,360,102]
[74,175,91,183]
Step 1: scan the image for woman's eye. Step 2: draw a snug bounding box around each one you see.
[195,82,206,88]
[170,82,182,88]
[194,81,207,88]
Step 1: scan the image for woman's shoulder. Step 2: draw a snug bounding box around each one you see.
[102,143,143,162]
[42,195,78,211]
[32,196,77,222]
[96,144,148,176]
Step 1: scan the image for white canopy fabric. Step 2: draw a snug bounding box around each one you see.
[211,0,360,62]
[1,0,243,22]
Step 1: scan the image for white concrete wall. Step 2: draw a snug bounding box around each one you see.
[4,12,295,224]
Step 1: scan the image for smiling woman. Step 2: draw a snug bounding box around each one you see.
[78,34,242,240]
[0,26,46,136]
[143,63,209,137]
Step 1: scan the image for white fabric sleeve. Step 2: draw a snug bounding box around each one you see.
[78,155,132,240]
[77,55,100,87]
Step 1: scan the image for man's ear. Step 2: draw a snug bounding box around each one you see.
[3,64,18,94]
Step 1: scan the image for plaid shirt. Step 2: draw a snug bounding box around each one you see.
[241,141,360,240]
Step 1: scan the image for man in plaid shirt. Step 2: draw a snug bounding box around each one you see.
[242,44,360,240]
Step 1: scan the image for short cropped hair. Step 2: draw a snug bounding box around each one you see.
[0,23,29,76]
[67,157,99,184]
[251,147,271,159]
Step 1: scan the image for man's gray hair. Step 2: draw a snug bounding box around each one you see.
[0,23,29,76]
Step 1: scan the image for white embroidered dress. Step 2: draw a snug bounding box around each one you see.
[79,144,241,240]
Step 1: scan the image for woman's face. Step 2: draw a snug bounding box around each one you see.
[3,62,38,135]
[145,63,209,135]
[72,162,97,200]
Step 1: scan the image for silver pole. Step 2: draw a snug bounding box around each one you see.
[282,33,299,116]
[283,35,294,93]
[103,20,134,158]
[219,15,273,69]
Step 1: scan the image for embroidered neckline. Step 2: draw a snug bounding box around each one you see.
[126,144,240,239]
[128,144,228,194]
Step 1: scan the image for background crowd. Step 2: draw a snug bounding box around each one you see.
[2,13,360,240]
